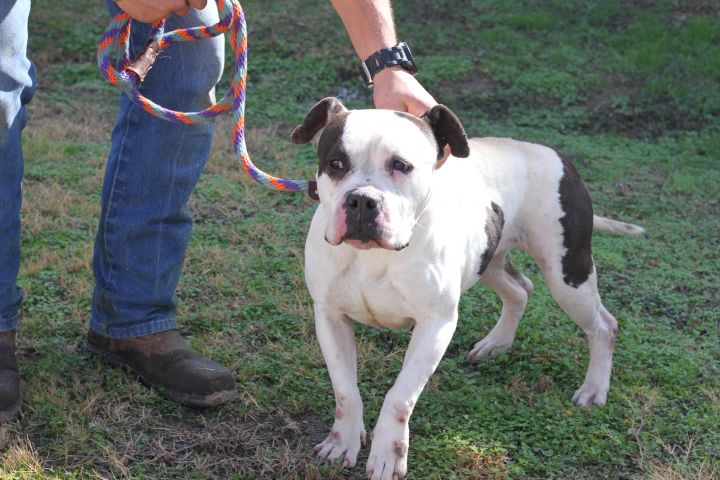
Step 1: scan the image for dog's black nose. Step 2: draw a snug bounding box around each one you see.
[346,192,378,214]
[344,191,383,242]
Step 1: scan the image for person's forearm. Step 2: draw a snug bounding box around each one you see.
[332,0,436,116]
[331,0,397,60]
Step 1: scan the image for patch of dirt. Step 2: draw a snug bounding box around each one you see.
[442,71,501,98]
[451,443,510,479]
[618,0,661,12]
[435,71,509,121]
[672,1,720,16]
[187,196,248,224]
[584,77,635,108]
[581,79,711,138]
[26,89,116,145]
[400,0,486,29]
[426,67,711,140]
[584,102,710,139]
[607,1,719,31]
[75,408,353,479]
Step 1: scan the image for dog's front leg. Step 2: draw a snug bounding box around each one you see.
[366,314,458,480]
[314,304,366,468]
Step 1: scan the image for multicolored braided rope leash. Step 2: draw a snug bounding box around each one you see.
[97,0,318,200]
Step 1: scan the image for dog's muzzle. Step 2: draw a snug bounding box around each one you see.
[343,190,383,243]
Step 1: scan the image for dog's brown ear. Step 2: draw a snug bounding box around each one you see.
[422,104,470,158]
[291,97,348,144]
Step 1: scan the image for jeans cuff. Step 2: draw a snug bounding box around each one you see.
[0,287,23,332]
[89,314,177,339]
[0,313,19,333]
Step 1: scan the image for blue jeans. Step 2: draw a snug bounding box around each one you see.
[0,0,34,332]
[0,1,225,337]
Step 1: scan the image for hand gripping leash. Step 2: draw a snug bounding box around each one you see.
[97,0,318,200]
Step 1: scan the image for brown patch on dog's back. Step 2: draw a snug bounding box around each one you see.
[557,155,594,288]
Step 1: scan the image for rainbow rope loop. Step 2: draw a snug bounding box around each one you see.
[97,0,311,195]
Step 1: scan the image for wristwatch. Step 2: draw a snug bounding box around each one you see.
[359,42,417,86]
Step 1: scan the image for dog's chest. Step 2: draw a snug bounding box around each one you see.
[331,261,420,330]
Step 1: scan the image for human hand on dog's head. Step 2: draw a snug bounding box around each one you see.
[372,67,437,118]
[114,0,208,23]
[371,68,453,162]
[291,97,468,159]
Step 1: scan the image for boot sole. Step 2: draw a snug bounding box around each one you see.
[84,341,240,408]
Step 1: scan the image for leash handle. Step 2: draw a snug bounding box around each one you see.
[125,39,161,82]
[97,0,318,200]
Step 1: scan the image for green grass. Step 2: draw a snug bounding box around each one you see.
[2,0,718,478]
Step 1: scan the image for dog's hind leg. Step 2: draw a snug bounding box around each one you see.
[539,261,618,407]
[468,252,533,361]
[524,152,617,406]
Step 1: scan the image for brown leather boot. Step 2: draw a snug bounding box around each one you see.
[0,330,21,423]
[85,329,239,407]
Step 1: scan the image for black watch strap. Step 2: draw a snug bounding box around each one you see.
[359,42,417,86]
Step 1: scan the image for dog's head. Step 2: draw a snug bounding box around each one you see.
[291,97,469,250]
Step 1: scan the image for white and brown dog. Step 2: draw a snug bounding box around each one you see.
[291,97,644,479]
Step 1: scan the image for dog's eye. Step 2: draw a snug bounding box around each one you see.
[392,158,413,173]
[329,158,346,170]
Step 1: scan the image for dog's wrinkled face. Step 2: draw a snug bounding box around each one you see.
[314,109,437,250]
[292,98,468,251]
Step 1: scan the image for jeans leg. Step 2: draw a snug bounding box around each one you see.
[0,0,35,333]
[90,3,225,338]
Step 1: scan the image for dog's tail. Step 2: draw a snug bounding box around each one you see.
[593,215,645,236]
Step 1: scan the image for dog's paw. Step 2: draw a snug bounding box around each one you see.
[572,382,608,407]
[467,334,513,361]
[366,424,409,480]
[314,419,366,468]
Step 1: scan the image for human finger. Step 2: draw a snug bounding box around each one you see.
[116,1,171,22]
[174,3,191,16]
[188,0,208,9]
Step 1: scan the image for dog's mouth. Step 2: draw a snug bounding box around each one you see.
[343,231,382,250]
[325,201,410,251]
[342,233,409,251]
[345,238,382,250]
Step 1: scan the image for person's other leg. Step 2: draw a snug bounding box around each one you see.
[87,2,238,407]
[0,0,35,422]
